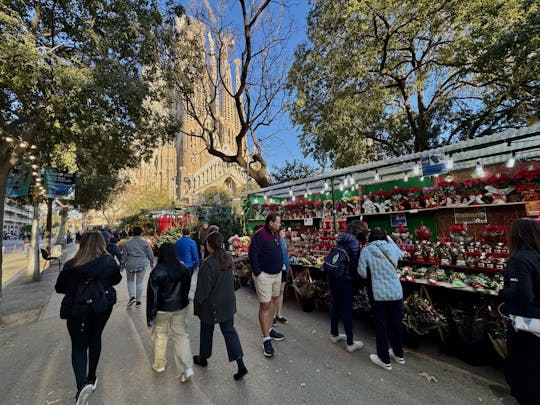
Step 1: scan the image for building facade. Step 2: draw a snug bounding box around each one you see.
[128,18,248,204]
[3,203,31,236]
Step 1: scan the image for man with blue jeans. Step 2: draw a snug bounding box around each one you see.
[248,213,285,357]
[175,228,200,277]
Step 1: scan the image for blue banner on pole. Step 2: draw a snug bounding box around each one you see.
[6,164,32,198]
[44,168,76,200]
[421,154,447,177]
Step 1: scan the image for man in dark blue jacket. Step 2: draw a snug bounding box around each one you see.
[248,213,285,358]
[175,228,200,276]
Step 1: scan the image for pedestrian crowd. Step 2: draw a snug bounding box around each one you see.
[54,215,539,405]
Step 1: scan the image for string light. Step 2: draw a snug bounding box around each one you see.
[413,164,420,176]
[291,195,296,202]
[289,188,293,196]
[324,181,329,191]
[19,141,29,148]
[403,172,409,182]
[339,183,344,192]
[507,153,516,168]
[343,177,349,187]
[30,144,37,150]
[446,155,454,170]
[5,137,14,143]
[374,170,380,181]
[475,161,484,177]
[420,175,425,182]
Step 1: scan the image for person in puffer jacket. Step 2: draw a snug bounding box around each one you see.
[146,243,194,382]
[358,228,405,371]
[328,220,367,353]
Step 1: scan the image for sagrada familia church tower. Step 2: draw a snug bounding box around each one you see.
[128,11,248,205]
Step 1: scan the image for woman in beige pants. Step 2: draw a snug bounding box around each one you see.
[146,243,194,382]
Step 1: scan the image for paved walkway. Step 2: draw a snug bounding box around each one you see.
[0,255,516,405]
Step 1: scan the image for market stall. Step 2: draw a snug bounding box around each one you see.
[243,125,540,365]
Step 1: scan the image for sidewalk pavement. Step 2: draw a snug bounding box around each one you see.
[0,258,516,405]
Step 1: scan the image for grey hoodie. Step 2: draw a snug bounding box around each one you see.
[121,236,154,271]
[358,237,405,301]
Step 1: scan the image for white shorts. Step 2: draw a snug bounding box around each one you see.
[253,272,282,303]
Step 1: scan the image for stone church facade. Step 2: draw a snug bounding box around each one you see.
[128,18,248,204]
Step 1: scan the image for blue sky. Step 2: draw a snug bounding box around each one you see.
[254,1,316,172]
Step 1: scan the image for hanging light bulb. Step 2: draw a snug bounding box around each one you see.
[343,177,349,187]
[30,144,37,149]
[475,161,484,177]
[324,181,329,190]
[19,141,29,148]
[5,136,14,143]
[420,175,425,182]
[29,155,36,161]
[289,188,293,196]
[374,170,380,181]
[403,173,409,182]
[350,175,355,184]
[413,164,420,175]
[446,155,454,170]
[291,195,296,201]
[339,183,344,191]
[506,153,516,168]
[264,193,268,200]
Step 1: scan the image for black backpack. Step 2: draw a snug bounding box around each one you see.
[323,246,350,281]
[71,277,114,318]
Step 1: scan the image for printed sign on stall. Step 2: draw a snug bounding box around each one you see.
[454,207,488,224]
[6,164,32,198]
[421,154,447,177]
[390,213,407,227]
[44,168,76,200]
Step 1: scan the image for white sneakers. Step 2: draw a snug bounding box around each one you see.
[76,384,93,405]
[330,334,364,352]
[180,368,194,383]
[369,350,406,371]
[346,341,364,352]
[389,348,405,365]
[152,360,166,373]
[330,333,346,343]
[369,354,392,371]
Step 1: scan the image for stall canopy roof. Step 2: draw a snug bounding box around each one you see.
[250,123,540,199]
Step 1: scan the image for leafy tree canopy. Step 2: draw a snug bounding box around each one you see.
[288,0,540,168]
[271,159,318,183]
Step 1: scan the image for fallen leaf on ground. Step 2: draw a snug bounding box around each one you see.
[419,372,438,383]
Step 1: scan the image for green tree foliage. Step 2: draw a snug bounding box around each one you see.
[288,0,540,167]
[271,159,318,183]
[0,0,188,295]
[198,187,232,207]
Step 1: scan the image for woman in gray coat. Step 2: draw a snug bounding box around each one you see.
[121,227,154,308]
[193,231,247,381]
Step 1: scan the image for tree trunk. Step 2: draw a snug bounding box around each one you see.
[0,160,13,301]
[55,208,68,245]
[45,198,53,252]
[26,202,41,282]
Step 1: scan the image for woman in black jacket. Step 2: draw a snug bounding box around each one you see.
[55,231,121,405]
[146,243,193,382]
[501,218,540,405]
[193,231,248,380]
